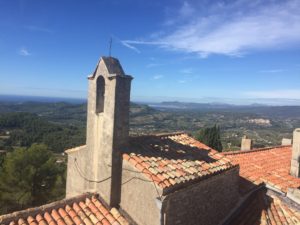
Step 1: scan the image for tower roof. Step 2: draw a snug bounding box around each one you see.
[89,57,125,80]
[101,57,125,75]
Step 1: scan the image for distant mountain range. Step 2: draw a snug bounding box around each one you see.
[135,96,300,106]
[1,94,300,107]
[0,95,86,104]
[148,102,238,110]
[147,101,293,110]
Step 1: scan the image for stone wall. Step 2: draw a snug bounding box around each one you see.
[163,167,240,225]
[120,160,163,225]
[65,146,88,198]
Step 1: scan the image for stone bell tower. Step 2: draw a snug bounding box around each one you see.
[291,128,300,177]
[85,56,133,207]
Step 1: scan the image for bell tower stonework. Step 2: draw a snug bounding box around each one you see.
[66,57,133,207]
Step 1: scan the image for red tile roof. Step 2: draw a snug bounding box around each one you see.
[224,145,300,193]
[0,194,129,225]
[227,188,300,225]
[124,133,235,190]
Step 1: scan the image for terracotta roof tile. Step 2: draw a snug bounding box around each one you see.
[228,188,300,225]
[27,216,37,225]
[123,133,235,190]
[0,194,129,225]
[65,205,83,225]
[224,145,300,193]
[35,214,47,225]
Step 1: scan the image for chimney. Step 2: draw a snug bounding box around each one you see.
[282,138,292,146]
[290,128,300,177]
[241,135,252,151]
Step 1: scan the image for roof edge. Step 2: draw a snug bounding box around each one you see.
[65,145,86,154]
[223,145,292,156]
[129,131,186,138]
[163,165,239,196]
[0,193,95,224]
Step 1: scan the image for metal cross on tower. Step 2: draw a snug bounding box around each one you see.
[109,37,112,57]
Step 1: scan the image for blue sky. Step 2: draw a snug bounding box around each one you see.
[0,0,300,104]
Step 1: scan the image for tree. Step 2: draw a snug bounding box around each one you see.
[196,125,223,152]
[0,112,85,152]
[0,144,65,214]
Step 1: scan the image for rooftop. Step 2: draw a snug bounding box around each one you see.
[124,133,235,191]
[224,145,300,194]
[227,187,300,225]
[0,194,129,225]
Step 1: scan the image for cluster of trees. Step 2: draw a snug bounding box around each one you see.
[0,144,65,214]
[196,125,223,152]
[0,112,85,152]
[0,112,73,214]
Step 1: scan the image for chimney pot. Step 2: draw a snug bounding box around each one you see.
[282,138,292,146]
[241,136,252,151]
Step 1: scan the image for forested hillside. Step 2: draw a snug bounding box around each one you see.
[1,100,300,214]
[1,101,300,152]
[0,112,85,152]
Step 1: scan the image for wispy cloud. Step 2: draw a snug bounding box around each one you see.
[110,34,141,53]
[244,89,300,99]
[122,40,165,46]
[123,0,300,57]
[179,1,195,18]
[152,74,164,80]
[120,40,141,53]
[180,68,193,74]
[18,47,31,56]
[24,25,53,33]
[178,80,186,84]
[146,63,164,68]
[259,69,285,73]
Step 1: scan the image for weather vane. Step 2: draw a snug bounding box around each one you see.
[109,37,112,57]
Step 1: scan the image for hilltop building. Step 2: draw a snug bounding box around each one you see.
[1,57,300,225]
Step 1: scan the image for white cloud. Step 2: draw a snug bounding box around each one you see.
[178,80,186,83]
[124,0,300,57]
[152,74,164,80]
[18,47,31,56]
[244,89,300,99]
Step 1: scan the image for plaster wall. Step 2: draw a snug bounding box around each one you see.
[163,167,240,225]
[66,146,88,198]
[120,160,162,225]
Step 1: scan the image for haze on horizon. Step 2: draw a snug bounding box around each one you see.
[0,0,300,105]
